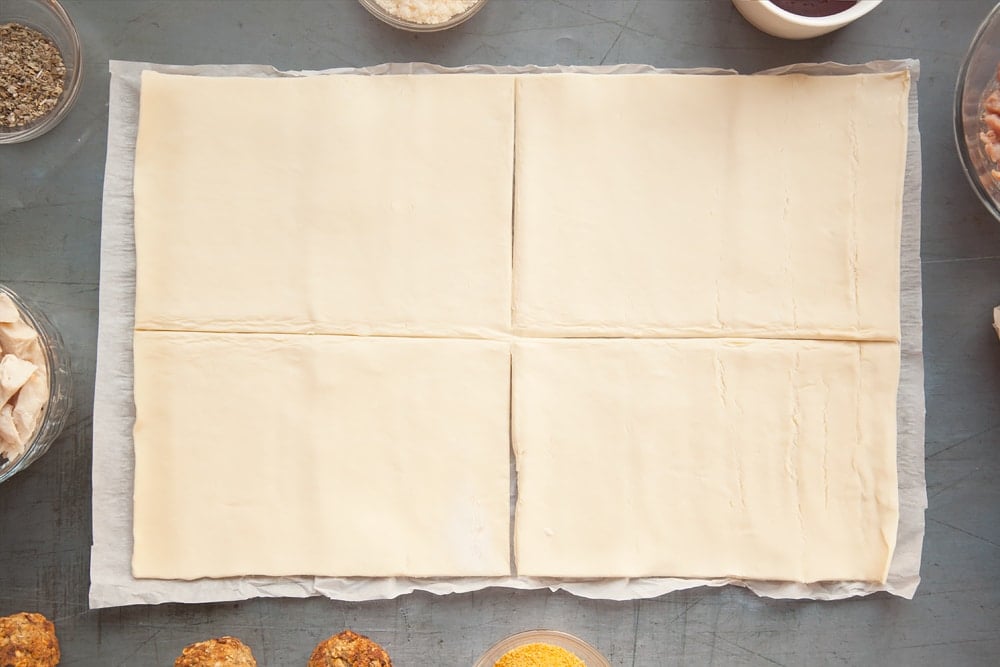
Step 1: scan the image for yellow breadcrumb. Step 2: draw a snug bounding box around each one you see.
[494,642,585,667]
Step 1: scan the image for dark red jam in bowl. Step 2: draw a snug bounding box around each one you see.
[769,0,858,17]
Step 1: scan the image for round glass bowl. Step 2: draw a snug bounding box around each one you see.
[0,0,83,144]
[358,0,488,32]
[955,2,1000,222]
[474,630,610,667]
[731,0,883,40]
[0,285,73,485]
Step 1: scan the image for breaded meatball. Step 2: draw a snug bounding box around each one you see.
[174,636,256,667]
[307,630,392,667]
[0,612,60,667]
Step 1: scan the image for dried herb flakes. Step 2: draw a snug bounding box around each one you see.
[0,23,66,128]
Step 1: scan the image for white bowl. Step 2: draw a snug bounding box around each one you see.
[732,0,882,40]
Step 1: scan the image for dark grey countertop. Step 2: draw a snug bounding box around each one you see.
[2,1,1000,665]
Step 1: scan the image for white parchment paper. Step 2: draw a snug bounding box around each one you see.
[91,59,925,609]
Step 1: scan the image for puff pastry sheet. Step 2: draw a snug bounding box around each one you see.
[130,70,907,585]
[512,339,900,583]
[513,73,909,340]
[132,331,512,579]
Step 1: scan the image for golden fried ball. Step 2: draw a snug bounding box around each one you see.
[0,612,60,667]
[174,636,257,667]
[307,630,392,667]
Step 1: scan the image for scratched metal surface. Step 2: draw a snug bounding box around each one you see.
[1,1,999,665]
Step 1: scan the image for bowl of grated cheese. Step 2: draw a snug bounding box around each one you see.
[474,630,610,667]
[358,0,489,32]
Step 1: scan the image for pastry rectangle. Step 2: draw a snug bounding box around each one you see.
[132,331,512,579]
[513,73,909,340]
[134,71,515,337]
[512,339,899,582]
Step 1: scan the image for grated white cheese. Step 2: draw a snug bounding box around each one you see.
[374,0,478,25]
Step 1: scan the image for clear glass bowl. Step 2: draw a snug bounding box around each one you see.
[474,630,610,667]
[358,0,488,32]
[0,285,73,484]
[0,0,83,144]
[955,2,1000,222]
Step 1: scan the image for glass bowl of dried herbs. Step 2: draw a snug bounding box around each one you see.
[0,0,83,144]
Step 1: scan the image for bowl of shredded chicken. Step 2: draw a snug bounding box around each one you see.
[0,285,72,484]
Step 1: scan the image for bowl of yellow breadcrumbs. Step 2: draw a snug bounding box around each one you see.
[474,630,610,667]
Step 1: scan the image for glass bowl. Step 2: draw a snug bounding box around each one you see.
[955,2,1000,222]
[0,285,73,485]
[0,0,83,144]
[474,630,610,667]
[358,0,488,32]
